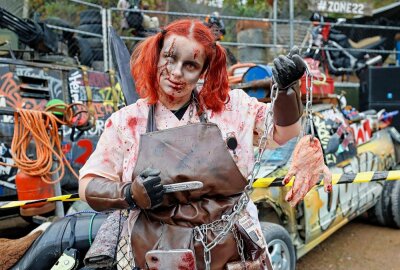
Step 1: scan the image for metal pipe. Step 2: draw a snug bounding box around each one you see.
[107,8,113,71]
[46,24,102,38]
[110,7,286,23]
[70,0,102,9]
[101,8,108,71]
[273,0,277,48]
[53,166,65,217]
[289,0,294,49]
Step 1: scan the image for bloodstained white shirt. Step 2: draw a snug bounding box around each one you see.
[79,89,280,182]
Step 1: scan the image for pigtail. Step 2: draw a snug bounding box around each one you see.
[130,32,164,104]
[199,43,230,113]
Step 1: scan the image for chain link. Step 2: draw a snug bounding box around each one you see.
[303,66,314,138]
[232,226,247,268]
[194,62,314,269]
[188,103,194,124]
[193,83,280,269]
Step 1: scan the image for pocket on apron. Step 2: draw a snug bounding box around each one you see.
[154,223,194,250]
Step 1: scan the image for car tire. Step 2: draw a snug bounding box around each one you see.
[368,182,392,226]
[77,24,103,37]
[85,37,103,49]
[390,180,400,228]
[68,37,93,66]
[92,48,104,61]
[261,222,296,270]
[43,17,75,42]
[368,181,400,228]
[79,10,102,25]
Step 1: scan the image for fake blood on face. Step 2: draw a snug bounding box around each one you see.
[193,48,200,60]
[157,39,175,83]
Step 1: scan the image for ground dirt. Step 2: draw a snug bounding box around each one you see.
[296,219,400,270]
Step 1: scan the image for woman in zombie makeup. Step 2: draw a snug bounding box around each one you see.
[79,19,306,269]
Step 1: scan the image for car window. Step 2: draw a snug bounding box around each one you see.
[259,137,297,167]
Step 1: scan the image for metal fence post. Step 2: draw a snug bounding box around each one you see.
[102,8,108,71]
[107,8,113,71]
[273,0,277,49]
[289,0,294,49]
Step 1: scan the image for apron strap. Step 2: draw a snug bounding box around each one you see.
[193,90,208,124]
[146,90,207,133]
[146,104,157,133]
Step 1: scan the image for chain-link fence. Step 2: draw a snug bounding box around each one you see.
[0,0,108,70]
[108,7,311,65]
[1,0,399,76]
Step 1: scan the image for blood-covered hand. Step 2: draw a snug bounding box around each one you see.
[272,46,306,90]
[131,168,165,209]
[283,135,332,207]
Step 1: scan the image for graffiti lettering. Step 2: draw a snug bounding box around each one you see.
[98,84,123,108]
[313,115,336,165]
[320,108,345,122]
[93,103,114,119]
[0,72,20,108]
[317,184,339,230]
[0,157,13,177]
[62,139,95,166]
[64,119,105,136]
[88,72,111,88]
[15,67,46,79]
[75,139,93,165]
[0,96,13,123]
[69,70,83,103]
[0,72,47,113]
[315,151,386,232]
[47,74,63,98]
[0,143,17,182]
[350,119,373,145]
[87,119,105,136]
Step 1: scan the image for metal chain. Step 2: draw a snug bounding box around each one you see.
[232,226,247,268]
[187,92,195,124]
[188,103,194,124]
[193,84,279,269]
[190,90,208,124]
[302,66,314,138]
[194,62,314,269]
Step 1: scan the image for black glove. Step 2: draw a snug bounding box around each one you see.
[131,168,164,209]
[272,46,306,89]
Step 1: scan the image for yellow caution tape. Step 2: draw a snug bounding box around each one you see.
[253,170,400,188]
[2,170,400,209]
[0,193,79,209]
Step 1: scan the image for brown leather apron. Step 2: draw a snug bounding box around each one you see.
[130,103,253,269]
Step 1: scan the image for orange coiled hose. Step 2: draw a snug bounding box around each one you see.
[11,109,77,184]
[0,104,94,184]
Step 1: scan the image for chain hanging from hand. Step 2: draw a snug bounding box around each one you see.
[194,61,314,270]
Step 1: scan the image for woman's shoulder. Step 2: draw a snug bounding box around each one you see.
[108,98,149,125]
[227,88,257,108]
[228,88,248,99]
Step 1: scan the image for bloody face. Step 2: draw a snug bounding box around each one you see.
[157,34,206,101]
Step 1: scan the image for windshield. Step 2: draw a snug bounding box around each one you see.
[258,137,297,167]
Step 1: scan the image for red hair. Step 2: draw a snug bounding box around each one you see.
[130,19,229,113]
